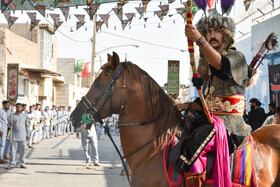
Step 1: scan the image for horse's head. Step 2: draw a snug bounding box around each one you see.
[71,52,125,129]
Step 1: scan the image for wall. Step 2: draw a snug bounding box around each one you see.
[57,58,76,85]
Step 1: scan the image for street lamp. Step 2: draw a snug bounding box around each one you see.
[95,44,140,56]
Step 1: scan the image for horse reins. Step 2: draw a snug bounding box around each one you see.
[80,62,157,186]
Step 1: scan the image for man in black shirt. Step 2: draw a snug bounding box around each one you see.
[248,98,266,131]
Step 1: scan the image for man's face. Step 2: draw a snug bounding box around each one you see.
[68,107,71,111]
[16,105,22,113]
[3,103,10,110]
[23,106,27,111]
[250,102,256,110]
[30,107,34,113]
[205,27,224,49]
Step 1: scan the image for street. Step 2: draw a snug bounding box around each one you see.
[0,134,130,187]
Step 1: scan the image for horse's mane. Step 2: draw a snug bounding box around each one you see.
[122,62,183,152]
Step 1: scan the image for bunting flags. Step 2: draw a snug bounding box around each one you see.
[125,13,135,23]
[208,0,215,8]
[244,0,251,11]
[121,19,130,30]
[9,2,17,14]
[99,14,110,28]
[35,5,46,17]
[82,62,90,77]
[84,4,100,20]
[168,0,175,4]
[155,10,165,21]
[75,14,85,30]
[50,14,62,32]
[60,7,70,21]
[96,20,104,32]
[159,5,169,15]
[3,10,18,28]
[142,0,151,13]
[221,0,235,15]
[27,12,41,31]
[1,0,13,12]
[113,7,123,22]
[135,6,144,18]
[117,0,127,12]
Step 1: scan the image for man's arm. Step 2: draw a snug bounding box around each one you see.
[185,24,222,70]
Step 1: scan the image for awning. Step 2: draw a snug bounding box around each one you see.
[53,76,65,83]
[23,68,61,76]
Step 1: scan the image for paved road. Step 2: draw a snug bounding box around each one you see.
[0,134,130,187]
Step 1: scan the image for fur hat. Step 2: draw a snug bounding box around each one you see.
[196,15,235,35]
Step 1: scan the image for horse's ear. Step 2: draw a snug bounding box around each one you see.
[112,52,120,70]
[107,54,112,63]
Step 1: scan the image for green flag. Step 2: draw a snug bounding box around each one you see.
[75,59,85,73]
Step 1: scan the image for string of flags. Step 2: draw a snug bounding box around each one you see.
[1,0,252,31]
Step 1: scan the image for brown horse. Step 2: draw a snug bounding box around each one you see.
[71,52,280,187]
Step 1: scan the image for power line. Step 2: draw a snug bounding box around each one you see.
[100,31,188,51]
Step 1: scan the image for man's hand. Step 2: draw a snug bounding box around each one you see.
[0,131,3,136]
[26,136,30,140]
[76,133,80,139]
[10,122,13,127]
[176,103,189,112]
[185,24,202,42]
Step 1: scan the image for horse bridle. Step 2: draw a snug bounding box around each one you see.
[81,62,124,125]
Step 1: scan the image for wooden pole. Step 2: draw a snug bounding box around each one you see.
[186,0,213,125]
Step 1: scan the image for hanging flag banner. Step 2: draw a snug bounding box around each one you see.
[244,0,251,11]
[117,0,127,12]
[113,7,123,22]
[167,60,180,97]
[82,62,90,77]
[75,14,85,23]
[96,20,104,32]
[121,19,129,30]
[7,64,19,104]
[269,64,280,107]
[135,6,144,18]
[8,16,18,28]
[168,0,175,4]
[30,19,41,31]
[21,0,25,5]
[27,12,36,20]
[155,10,165,21]
[84,4,100,20]
[159,4,169,15]
[75,14,85,30]
[50,13,60,21]
[3,10,11,22]
[76,21,85,30]
[142,0,151,13]
[60,7,70,21]
[35,5,46,17]
[125,13,135,23]
[221,0,235,15]
[1,0,13,12]
[208,0,215,8]
[54,19,63,32]
[9,1,17,14]
[75,59,85,75]
[99,14,110,28]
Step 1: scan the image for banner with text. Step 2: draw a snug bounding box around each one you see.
[269,63,280,107]
[167,60,179,97]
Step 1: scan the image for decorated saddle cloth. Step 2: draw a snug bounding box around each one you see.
[205,135,257,187]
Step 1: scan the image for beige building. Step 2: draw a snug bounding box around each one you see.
[56,58,89,108]
[0,23,64,107]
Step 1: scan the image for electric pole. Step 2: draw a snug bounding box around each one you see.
[90,14,97,85]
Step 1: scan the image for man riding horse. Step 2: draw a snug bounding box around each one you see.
[176,14,254,185]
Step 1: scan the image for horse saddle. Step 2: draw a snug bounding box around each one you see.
[169,115,216,174]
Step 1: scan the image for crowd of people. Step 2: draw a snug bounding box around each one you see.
[0,100,74,169]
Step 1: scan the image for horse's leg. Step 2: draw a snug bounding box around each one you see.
[131,151,169,187]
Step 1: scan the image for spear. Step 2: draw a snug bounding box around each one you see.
[185,0,213,125]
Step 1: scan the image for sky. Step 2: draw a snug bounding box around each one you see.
[0,0,249,86]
